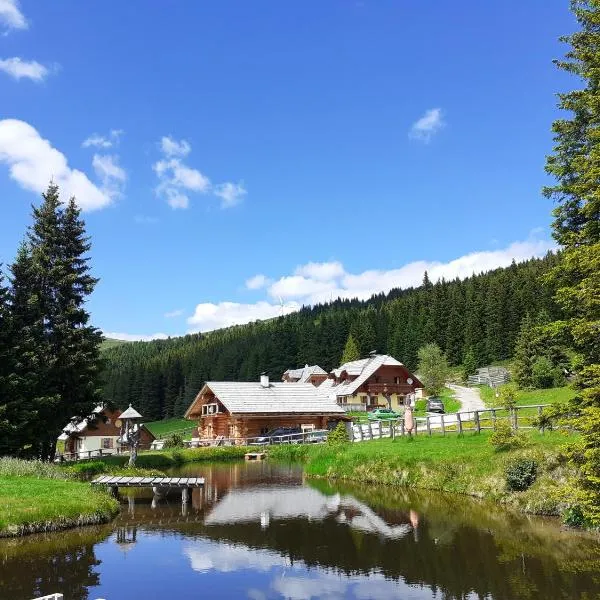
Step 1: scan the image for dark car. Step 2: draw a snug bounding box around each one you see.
[254,426,302,444]
[426,397,445,414]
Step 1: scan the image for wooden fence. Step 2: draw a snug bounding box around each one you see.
[350,404,551,441]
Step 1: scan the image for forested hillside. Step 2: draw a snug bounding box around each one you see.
[101,253,561,420]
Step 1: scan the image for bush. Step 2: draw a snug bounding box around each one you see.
[563,505,586,528]
[65,461,107,480]
[163,433,185,449]
[490,421,528,451]
[531,356,557,389]
[327,422,349,445]
[505,457,538,491]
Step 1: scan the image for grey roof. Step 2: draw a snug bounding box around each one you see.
[119,405,143,419]
[283,364,327,383]
[190,381,345,416]
[330,354,404,398]
[61,405,104,435]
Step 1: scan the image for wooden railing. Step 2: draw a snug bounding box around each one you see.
[350,404,554,441]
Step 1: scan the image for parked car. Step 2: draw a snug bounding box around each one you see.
[367,408,401,421]
[426,397,445,414]
[254,426,302,444]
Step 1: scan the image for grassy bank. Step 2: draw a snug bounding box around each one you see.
[478,384,576,407]
[0,458,119,538]
[269,431,576,516]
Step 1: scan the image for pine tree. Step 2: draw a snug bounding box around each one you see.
[462,347,478,382]
[543,0,600,524]
[341,333,360,364]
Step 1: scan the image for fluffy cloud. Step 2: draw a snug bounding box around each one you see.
[184,237,555,333]
[245,274,271,290]
[0,57,48,81]
[164,309,184,318]
[0,119,113,210]
[103,332,170,342]
[214,181,247,208]
[409,108,444,142]
[187,300,300,332]
[82,129,123,149]
[0,0,27,31]
[92,154,126,198]
[153,135,246,210]
[160,135,191,157]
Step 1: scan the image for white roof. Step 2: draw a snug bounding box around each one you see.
[61,405,104,435]
[119,405,143,419]
[192,381,345,415]
[330,354,404,397]
[284,364,327,383]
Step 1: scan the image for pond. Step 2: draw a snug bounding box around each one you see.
[1,461,599,600]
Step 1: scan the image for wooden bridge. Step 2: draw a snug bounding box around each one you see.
[92,476,205,502]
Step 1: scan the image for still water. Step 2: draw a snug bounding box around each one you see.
[1,461,599,600]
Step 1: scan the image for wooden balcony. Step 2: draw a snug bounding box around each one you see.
[365,383,414,395]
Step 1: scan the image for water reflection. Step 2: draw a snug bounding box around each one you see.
[0,461,598,600]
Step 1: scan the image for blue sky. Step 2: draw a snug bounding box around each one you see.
[0,0,573,339]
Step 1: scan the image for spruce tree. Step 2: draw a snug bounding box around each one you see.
[461,347,478,382]
[543,0,600,524]
[341,333,360,364]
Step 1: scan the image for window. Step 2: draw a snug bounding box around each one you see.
[394,376,401,384]
[102,438,113,449]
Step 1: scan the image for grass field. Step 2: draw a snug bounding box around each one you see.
[145,417,196,438]
[100,337,132,351]
[270,430,576,516]
[479,384,576,407]
[0,476,118,537]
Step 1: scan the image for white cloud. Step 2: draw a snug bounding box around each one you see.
[0,0,27,31]
[153,135,246,210]
[187,300,300,332]
[82,129,123,149]
[92,153,126,198]
[103,332,169,342]
[182,237,555,333]
[295,261,345,281]
[165,309,184,318]
[160,135,191,157]
[0,57,48,81]
[245,274,270,290]
[409,108,444,142]
[0,119,112,211]
[214,181,246,208]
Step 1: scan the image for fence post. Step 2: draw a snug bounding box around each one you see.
[511,408,518,431]
[538,405,544,434]
[426,416,431,436]
[367,422,373,440]
[400,418,405,437]
[391,420,396,440]
[474,411,481,434]
[456,412,463,434]
[441,414,446,436]
[491,409,497,430]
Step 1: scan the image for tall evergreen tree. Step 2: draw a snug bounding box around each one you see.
[341,333,360,364]
[543,0,600,524]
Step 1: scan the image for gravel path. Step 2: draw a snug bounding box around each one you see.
[447,383,485,412]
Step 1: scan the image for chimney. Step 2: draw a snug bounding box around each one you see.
[260,372,269,388]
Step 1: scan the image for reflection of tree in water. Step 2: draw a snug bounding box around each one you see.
[0,525,110,600]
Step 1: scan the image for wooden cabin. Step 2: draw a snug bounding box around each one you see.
[58,406,155,458]
[324,353,423,411]
[185,374,346,441]
[282,364,328,386]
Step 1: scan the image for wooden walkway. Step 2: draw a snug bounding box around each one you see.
[91,476,205,488]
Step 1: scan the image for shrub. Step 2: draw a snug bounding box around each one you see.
[327,422,349,446]
[163,433,185,449]
[505,458,538,491]
[490,421,528,451]
[65,461,107,480]
[563,505,586,528]
[531,356,557,389]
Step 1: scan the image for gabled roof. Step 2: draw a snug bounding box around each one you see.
[283,364,327,383]
[187,381,345,416]
[330,354,405,397]
[61,405,105,436]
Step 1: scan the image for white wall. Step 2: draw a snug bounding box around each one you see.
[77,435,120,456]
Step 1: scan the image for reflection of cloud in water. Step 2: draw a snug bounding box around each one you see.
[272,574,347,600]
[204,486,412,539]
[184,541,288,573]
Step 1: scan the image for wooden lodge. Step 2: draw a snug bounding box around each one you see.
[58,405,155,459]
[184,374,346,441]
